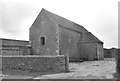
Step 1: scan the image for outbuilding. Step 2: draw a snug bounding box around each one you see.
[29,8,104,61]
[0,38,30,55]
[104,48,118,58]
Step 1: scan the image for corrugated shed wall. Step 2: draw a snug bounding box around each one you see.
[1,46,30,55]
[1,39,28,47]
[1,47,22,55]
[0,39,30,55]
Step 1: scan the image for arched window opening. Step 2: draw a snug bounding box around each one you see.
[40,36,45,45]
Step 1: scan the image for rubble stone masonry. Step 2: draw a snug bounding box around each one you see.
[2,55,68,75]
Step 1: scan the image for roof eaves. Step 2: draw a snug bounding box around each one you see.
[0,38,29,42]
[87,32,103,44]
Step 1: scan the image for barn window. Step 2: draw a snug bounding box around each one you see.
[40,36,45,45]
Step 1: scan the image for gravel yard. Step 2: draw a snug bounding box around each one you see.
[1,58,116,79]
[34,58,116,79]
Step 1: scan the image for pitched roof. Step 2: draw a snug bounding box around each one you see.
[30,8,88,33]
[30,8,103,44]
[80,32,103,44]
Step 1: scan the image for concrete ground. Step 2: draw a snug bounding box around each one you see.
[1,58,116,79]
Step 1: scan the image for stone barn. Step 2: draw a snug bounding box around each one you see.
[29,8,104,61]
[1,38,69,73]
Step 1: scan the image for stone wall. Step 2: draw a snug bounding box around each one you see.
[104,48,118,58]
[2,55,68,75]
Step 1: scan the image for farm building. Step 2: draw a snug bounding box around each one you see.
[104,48,118,58]
[0,38,30,55]
[1,38,69,73]
[29,8,104,61]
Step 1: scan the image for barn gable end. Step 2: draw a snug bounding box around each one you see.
[29,9,60,55]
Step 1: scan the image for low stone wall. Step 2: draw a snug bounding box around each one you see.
[2,55,68,75]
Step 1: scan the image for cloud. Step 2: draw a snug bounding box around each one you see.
[2,1,35,34]
[0,0,118,48]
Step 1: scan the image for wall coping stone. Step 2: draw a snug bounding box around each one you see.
[1,55,65,57]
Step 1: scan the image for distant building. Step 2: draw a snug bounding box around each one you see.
[104,48,118,58]
[29,8,104,61]
[0,38,30,55]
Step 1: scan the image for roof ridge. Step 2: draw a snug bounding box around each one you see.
[42,8,74,24]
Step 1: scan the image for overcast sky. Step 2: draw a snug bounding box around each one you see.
[0,0,119,48]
